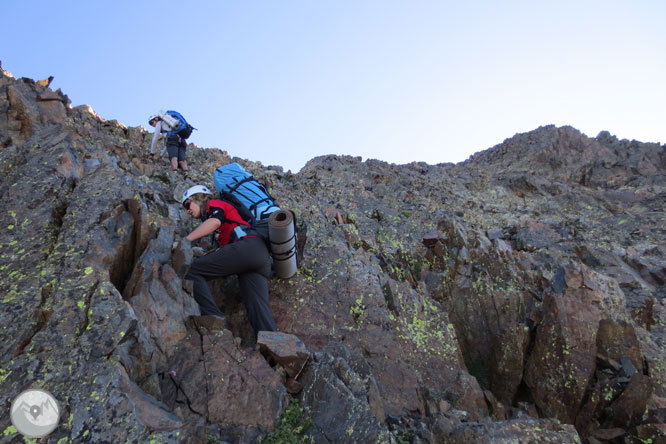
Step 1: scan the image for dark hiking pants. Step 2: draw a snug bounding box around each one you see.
[166,135,187,161]
[184,236,277,333]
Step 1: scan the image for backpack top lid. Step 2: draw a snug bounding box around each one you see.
[216,162,249,178]
[214,163,280,221]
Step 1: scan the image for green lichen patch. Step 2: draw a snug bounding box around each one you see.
[260,397,312,444]
[2,425,17,437]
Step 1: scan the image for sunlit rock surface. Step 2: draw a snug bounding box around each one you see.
[1,69,664,443]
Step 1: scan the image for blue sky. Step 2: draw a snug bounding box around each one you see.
[3,1,665,172]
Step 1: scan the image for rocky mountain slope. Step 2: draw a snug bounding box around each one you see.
[1,69,664,443]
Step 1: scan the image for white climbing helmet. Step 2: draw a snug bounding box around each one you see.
[181,185,213,204]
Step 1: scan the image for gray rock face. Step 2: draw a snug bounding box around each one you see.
[299,343,392,443]
[1,70,665,443]
[443,418,582,444]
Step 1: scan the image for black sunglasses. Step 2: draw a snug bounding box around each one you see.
[183,200,191,210]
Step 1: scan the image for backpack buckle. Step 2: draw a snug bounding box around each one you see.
[232,226,247,241]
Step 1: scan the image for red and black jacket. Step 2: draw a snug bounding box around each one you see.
[205,199,251,247]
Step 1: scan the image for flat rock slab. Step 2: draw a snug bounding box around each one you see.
[257,331,310,378]
[187,315,229,332]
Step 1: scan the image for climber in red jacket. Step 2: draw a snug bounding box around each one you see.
[181,185,277,334]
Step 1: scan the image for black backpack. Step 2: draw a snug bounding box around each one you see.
[218,191,271,242]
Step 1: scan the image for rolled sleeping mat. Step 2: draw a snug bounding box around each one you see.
[268,210,297,279]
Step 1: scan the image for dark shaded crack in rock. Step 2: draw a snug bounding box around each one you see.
[1,134,12,148]
[126,198,150,267]
[40,179,77,266]
[513,379,540,409]
[197,325,212,421]
[40,282,54,302]
[14,300,52,357]
[377,255,404,289]
[95,208,114,225]
[104,323,136,362]
[109,200,142,296]
[10,277,58,357]
[524,321,539,358]
[43,200,68,258]
[76,280,99,337]
[573,372,599,426]
[382,282,399,315]
[167,371,204,416]
[376,247,424,290]
[485,278,504,334]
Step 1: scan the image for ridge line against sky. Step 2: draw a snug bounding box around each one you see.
[3,0,665,172]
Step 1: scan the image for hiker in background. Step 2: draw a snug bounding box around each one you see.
[148,110,192,173]
[180,185,278,334]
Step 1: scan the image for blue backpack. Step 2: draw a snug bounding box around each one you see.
[165,110,194,139]
[213,163,280,222]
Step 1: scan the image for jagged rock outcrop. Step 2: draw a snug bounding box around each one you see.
[1,69,665,443]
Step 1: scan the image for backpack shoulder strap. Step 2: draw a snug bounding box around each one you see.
[206,200,247,226]
[218,191,254,222]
